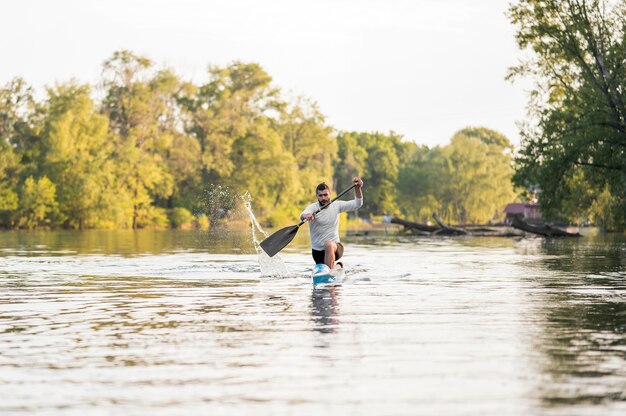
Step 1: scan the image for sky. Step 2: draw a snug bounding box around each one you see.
[1,0,532,148]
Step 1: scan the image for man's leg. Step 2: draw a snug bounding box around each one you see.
[312,249,325,265]
[323,240,338,269]
[335,243,344,268]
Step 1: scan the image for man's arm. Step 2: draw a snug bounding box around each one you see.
[338,177,364,213]
[300,203,316,221]
[354,177,363,199]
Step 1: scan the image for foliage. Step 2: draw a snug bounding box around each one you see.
[589,184,619,230]
[195,214,210,230]
[280,96,337,208]
[0,78,34,219]
[508,0,626,226]
[1,50,520,230]
[177,62,301,223]
[442,129,516,224]
[0,140,19,212]
[135,205,169,229]
[334,132,401,216]
[101,50,176,228]
[168,207,194,228]
[17,176,59,229]
[40,83,115,229]
[396,128,517,224]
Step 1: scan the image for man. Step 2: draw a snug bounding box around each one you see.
[300,177,363,269]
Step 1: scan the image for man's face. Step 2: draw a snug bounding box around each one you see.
[317,189,331,206]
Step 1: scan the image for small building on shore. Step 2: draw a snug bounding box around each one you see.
[504,202,542,225]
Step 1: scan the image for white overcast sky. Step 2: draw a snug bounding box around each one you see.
[1,0,532,148]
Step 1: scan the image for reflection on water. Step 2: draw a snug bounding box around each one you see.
[520,238,626,409]
[537,300,626,406]
[311,287,340,335]
[0,228,260,256]
[1,231,626,415]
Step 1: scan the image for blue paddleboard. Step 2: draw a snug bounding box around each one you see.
[311,263,345,287]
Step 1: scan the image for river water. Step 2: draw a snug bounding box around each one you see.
[1,229,625,415]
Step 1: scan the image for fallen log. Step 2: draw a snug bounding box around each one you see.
[390,217,439,233]
[511,214,581,237]
[390,216,520,237]
[432,213,469,235]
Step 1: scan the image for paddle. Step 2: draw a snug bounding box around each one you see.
[260,183,357,257]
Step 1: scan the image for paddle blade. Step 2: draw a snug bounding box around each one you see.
[259,225,300,257]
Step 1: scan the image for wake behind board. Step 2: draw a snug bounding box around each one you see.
[311,263,345,287]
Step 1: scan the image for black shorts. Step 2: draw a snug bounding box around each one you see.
[312,242,344,264]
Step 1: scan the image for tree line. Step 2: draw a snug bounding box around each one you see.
[509,0,626,230]
[0,50,516,230]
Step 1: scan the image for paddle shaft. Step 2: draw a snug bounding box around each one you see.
[297,183,357,227]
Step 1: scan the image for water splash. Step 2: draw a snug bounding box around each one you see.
[194,184,239,235]
[241,191,289,277]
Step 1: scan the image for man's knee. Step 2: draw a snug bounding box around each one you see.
[324,241,337,252]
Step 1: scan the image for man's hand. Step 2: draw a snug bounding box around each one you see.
[353,177,363,188]
[303,213,315,221]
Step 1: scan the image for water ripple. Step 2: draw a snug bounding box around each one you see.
[1,234,626,415]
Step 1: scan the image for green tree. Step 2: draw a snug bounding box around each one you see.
[18,176,58,229]
[0,77,40,166]
[557,167,596,225]
[508,0,626,226]
[39,83,116,228]
[0,78,36,224]
[178,62,283,185]
[280,96,337,204]
[335,132,401,216]
[334,132,367,192]
[441,128,516,224]
[229,120,299,224]
[101,50,176,228]
[364,134,401,215]
[396,143,446,222]
[165,132,202,210]
[178,62,302,224]
[0,142,19,212]
[169,207,194,228]
[589,184,618,229]
[396,128,516,224]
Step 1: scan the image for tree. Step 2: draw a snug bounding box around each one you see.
[178,62,302,224]
[101,50,176,228]
[508,0,626,226]
[165,132,202,210]
[335,132,401,216]
[334,132,367,192]
[363,134,401,215]
[17,176,58,229]
[0,142,19,212]
[229,120,299,224]
[396,143,446,222]
[38,83,116,228]
[396,127,517,224]
[178,62,283,185]
[280,96,336,203]
[442,128,516,224]
[0,78,35,223]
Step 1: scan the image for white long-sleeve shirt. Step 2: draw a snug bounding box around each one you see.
[300,198,363,251]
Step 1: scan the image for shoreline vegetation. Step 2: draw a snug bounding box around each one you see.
[1,3,624,232]
[0,219,604,238]
[1,51,519,232]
